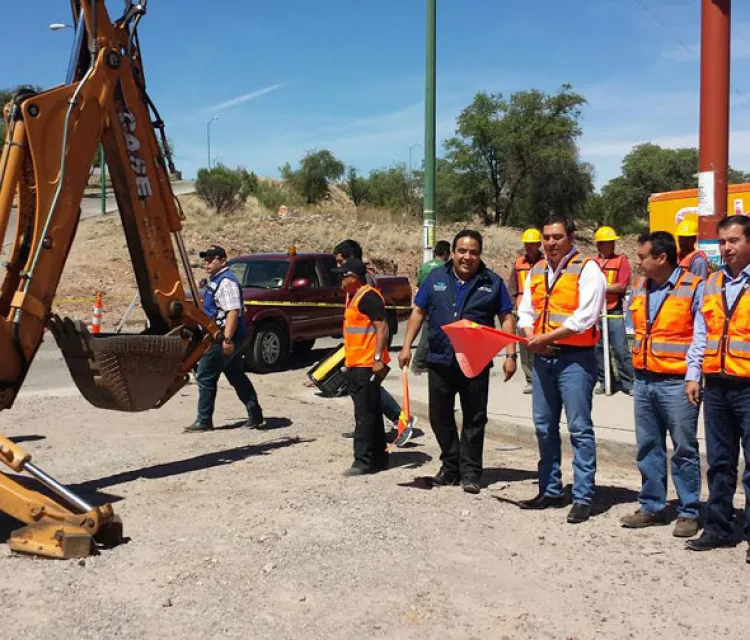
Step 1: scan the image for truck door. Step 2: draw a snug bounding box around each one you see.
[318,255,346,338]
[289,258,330,340]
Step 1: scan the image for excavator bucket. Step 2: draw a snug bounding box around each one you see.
[49,316,191,412]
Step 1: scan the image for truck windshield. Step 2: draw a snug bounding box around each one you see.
[243,260,290,289]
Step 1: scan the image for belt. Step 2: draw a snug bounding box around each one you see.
[705,373,750,388]
[634,370,684,382]
[548,345,595,355]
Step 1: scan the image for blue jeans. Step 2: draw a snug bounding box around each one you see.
[196,342,262,425]
[633,375,701,518]
[532,349,597,505]
[703,378,750,542]
[596,315,633,392]
[381,388,401,424]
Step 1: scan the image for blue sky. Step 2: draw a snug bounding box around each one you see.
[5,0,750,190]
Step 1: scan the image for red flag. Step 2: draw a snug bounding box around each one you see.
[441,319,527,378]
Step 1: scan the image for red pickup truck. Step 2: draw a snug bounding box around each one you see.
[221,251,412,372]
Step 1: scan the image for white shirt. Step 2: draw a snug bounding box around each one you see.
[517,249,606,334]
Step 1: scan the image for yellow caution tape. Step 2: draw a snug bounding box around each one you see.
[244,300,412,311]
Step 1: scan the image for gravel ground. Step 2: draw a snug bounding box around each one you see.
[1,367,748,639]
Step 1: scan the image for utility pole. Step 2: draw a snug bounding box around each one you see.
[697,0,731,265]
[422,0,436,264]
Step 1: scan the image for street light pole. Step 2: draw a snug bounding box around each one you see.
[206,117,218,169]
[422,0,437,264]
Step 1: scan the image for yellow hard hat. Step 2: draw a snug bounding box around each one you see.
[521,228,542,243]
[594,226,620,243]
[676,219,699,237]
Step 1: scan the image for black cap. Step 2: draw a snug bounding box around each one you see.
[199,244,227,260]
[332,257,367,279]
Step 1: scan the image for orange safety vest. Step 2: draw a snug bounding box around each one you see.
[702,271,750,377]
[629,271,701,375]
[514,254,543,307]
[529,253,600,348]
[678,249,709,273]
[343,285,391,368]
[595,254,626,311]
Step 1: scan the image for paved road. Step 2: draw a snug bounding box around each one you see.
[19,323,348,397]
[3,179,195,248]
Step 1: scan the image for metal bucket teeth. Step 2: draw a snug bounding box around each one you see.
[49,316,189,412]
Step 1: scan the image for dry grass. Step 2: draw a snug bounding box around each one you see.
[50,191,636,329]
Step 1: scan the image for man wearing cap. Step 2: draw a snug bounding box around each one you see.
[333,239,415,446]
[334,257,392,475]
[508,229,544,393]
[676,218,710,278]
[185,245,265,432]
[594,226,634,396]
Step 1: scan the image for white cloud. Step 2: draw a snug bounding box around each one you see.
[201,84,285,114]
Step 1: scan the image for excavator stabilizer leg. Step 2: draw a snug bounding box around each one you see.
[9,522,94,559]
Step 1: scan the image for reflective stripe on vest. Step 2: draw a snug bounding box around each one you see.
[629,271,700,375]
[702,271,750,377]
[343,285,391,368]
[529,253,600,348]
[595,254,625,310]
[678,249,708,271]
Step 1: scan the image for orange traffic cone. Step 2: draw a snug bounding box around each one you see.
[91,291,103,334]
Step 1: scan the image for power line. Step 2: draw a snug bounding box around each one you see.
[632,0,750,107]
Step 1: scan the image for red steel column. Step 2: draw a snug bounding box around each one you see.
[698,0,731,250]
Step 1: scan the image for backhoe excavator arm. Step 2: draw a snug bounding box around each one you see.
[0,1,220,558]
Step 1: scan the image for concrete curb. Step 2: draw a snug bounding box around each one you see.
[403,394,640,467]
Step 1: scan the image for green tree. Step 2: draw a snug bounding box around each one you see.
[196,164,258,214]
[443,85,587,225]
[435,158,486,222]
[344,166,370,206]
[516,145,594,228]
[281,149,345,204]
[600,144,750,232]
[365,163,421,218]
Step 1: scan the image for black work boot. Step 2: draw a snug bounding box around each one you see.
[184,421,213,432]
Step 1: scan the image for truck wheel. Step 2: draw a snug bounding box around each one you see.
[250,323,289,373]
[293,339,315,354]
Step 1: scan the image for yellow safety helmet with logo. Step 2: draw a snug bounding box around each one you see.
[675,219,699,237]
[521,228,542,243]
[594,226,620,243]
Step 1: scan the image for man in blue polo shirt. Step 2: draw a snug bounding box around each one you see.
[398,230,517,494]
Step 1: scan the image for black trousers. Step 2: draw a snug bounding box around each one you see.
[428,362,491,481]
[347,367,388,470]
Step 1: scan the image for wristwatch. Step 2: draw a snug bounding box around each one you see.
[224,338,234,344]
[505,353,518,360]
[374,354,382,362]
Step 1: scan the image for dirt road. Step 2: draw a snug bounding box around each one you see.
[1,365,748,639]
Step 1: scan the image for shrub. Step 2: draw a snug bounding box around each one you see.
[196,165,258,214]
